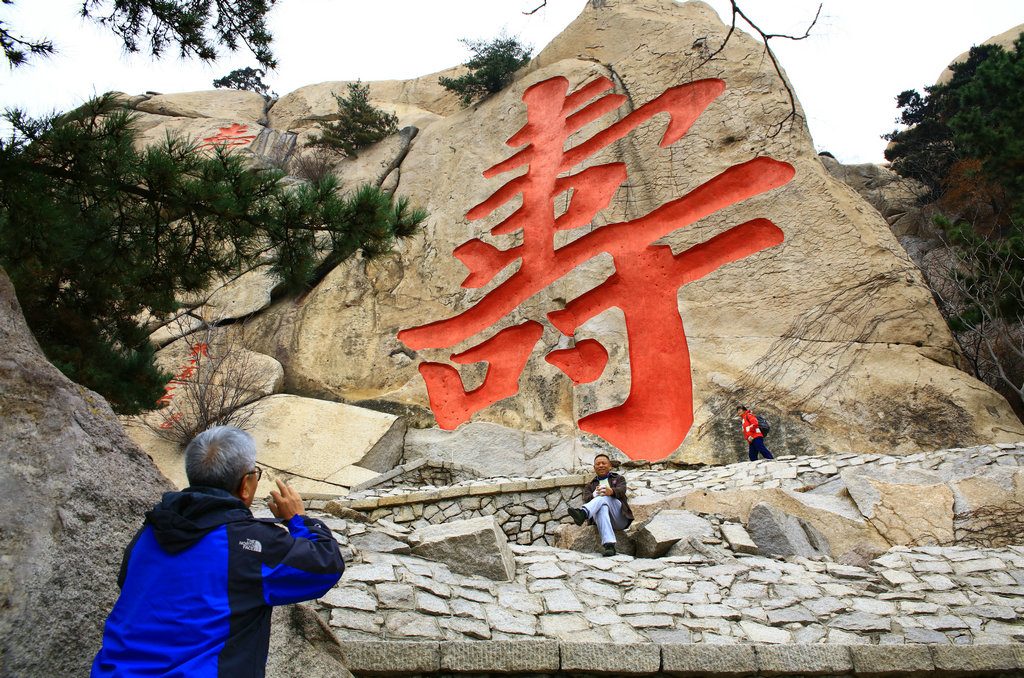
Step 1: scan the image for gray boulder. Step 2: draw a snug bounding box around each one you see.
[0,266,175,676]
[409,516,516,581]
[555,524,635,556]
[633,510,716,559]
[349,530,411,555]
[267,603,354,678]
[403,422,590,477]
[665,537,736,564]
[746,502,831,558]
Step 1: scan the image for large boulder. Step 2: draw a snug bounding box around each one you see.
[245,395,403,495]
[199,266,280,322]
[746,502,830,558]
[682,487,889,558]
[134,89,269,122]
[627,490,690,525]
[951,466,1024,512]
[403,422,593,477]
[818,156,926,230]
[266,71,462,131]
[0,266,175,676]
[936,24,1024,85]
[950,466,1024,547]
[126,393,403,495]
[553,523,635,556]
[632,509,716,558]
[409,516,516,581]
[841,467,955,546]
[267,604,355,678]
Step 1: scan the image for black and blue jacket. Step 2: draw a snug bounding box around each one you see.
[91,486,344,677]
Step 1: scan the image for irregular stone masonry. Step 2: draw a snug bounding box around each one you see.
[309,539,1024,647]
[289,442,1024,672]
[317,442,1024,547]
[350,458,484,494]
[325,474,587,546]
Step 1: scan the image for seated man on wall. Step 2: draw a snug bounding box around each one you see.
[568,453,634,556]
[92,425,345,677]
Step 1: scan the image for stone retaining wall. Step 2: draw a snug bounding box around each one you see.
[331,475,587,546]
[315,540,1024,647]
[336,639,1024,676]
[307,444,1024,654]
[320,441,1024,550]
[351,458,483,493]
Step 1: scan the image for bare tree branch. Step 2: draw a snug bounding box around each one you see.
[702,2,822,137]
[144,319,268,444]
[523,1,547,16]
[918,232,1024,411]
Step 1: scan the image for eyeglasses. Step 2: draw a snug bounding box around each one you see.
[244,466,263,482]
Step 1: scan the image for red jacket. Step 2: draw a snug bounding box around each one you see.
[740,410,763,443]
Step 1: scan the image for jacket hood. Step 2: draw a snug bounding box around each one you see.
[145,486,253,554]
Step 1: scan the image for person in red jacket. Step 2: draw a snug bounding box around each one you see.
[738,405,774,461]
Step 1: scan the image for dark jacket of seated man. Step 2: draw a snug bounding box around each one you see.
[582,472,634,525]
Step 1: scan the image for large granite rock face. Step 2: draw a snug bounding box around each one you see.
[267,604,355,678]
[936,24,1024,85]
[404,422,593,477]
[841,467,955,546]
[409,516,516,581]
[120,1,1023,469]
[239,0,1022,464]
[0,267,175,676]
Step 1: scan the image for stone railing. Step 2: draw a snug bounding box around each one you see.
[335,639,1024,676]
[327,474,587,546]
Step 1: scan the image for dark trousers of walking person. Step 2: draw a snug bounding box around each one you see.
[748,436,774,461]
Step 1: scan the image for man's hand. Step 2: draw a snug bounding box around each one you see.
[268,478,305,520]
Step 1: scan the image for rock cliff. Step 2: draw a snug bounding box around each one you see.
[121,0,1022,469]
[0,266,173,675]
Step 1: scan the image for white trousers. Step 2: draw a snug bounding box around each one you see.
[582,494,630,545]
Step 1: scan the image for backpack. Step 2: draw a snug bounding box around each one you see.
[755,415,771,437]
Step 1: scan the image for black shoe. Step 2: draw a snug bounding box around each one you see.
[568,507,587,526]
[602,544,616,557]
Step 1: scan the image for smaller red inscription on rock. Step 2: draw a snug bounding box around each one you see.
[199,124,257,149]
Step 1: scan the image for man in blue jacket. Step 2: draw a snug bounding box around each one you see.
[92,425,345,677]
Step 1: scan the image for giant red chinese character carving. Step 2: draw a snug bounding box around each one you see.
[398,75,795,461]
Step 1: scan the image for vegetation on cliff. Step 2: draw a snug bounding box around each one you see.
[305,82,399,158]
[439,34,533,105]
[213,67,277,98]
[885,33,1024,416]
[0,97,426,414]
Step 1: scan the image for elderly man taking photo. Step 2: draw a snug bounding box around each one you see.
[92,425,345,677]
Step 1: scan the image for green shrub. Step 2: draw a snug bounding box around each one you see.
[213,67,276,98]
[306,82,399,159]
[439,35,532,106]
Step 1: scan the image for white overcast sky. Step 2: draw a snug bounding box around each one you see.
[2,0,1021,164]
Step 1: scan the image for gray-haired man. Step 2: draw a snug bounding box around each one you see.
[568,453,634,556]
[93,425,345,677]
